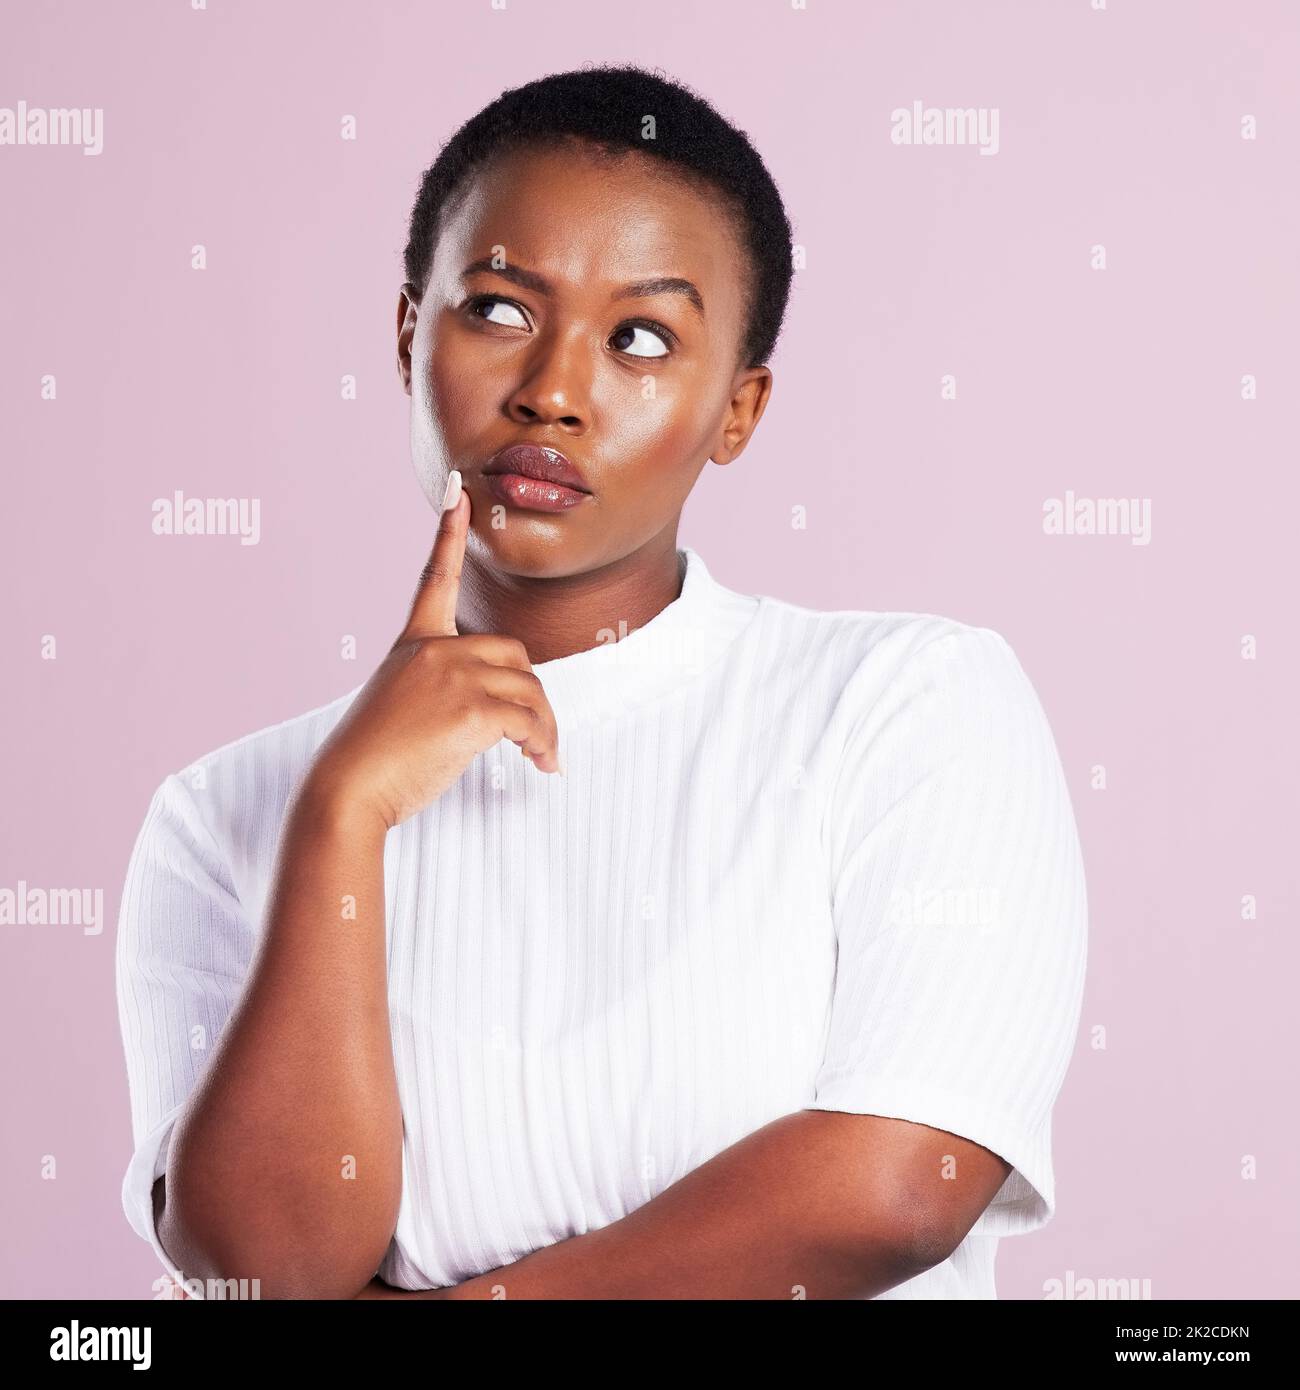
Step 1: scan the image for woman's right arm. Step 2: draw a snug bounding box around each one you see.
[155,781,401,1300]
[152,475,560,1299]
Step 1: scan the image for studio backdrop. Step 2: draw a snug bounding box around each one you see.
[1,0,1296,1302]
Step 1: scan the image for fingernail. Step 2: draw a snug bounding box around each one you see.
[555,753,566,777]
[441,469,462,512]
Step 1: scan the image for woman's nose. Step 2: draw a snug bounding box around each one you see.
[505,331,592,427]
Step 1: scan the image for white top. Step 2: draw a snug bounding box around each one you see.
[115,545,1088,1299]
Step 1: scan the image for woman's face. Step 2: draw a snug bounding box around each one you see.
[397,141,772,578]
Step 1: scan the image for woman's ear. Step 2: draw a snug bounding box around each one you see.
[711,368,773,467]
[396,284,421,396]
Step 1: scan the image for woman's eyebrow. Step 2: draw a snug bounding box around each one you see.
[460,257,705,320]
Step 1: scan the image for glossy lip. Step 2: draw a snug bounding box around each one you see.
[482,444,591,494]
[482,471,590,512]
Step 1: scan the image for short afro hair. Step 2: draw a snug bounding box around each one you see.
[402,62,794,372]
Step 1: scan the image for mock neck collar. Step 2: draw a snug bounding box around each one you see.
[532,545,759,731]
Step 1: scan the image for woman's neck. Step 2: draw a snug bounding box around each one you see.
[453,542,686,666]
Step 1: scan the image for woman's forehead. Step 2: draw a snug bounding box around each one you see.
[436,145,744,292]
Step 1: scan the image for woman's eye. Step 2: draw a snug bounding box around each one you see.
[471,296,529,329]
[468,297,670,358]
[610,323,671,359]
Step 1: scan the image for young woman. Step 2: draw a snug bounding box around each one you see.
[116,64,1087,1301]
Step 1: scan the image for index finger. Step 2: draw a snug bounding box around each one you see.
[402,469,468,639]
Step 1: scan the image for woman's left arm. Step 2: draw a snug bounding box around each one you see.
[353,1107,1010,1300]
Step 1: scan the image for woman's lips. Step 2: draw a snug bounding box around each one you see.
[482,473,591,511]
[481,443,591,511]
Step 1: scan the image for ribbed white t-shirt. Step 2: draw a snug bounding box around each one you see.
[115,544,1088,1299]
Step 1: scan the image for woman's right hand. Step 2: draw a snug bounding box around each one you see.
[301,470,562,831]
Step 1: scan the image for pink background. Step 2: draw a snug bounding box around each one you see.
[2,0,1296,1299]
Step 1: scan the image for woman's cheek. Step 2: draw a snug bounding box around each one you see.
[427,360,490,447]
[614,378,704,453]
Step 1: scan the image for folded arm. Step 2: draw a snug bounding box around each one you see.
[355,1108,1011,1300]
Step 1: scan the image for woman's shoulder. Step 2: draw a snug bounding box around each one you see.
[747,594,1069,830]
[748,586,1027,703]
[146,682,367,857]
[178,682,364,780]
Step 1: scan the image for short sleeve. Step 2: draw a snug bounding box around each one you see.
[114,773,255,1287]
[808,626,1088,1237]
